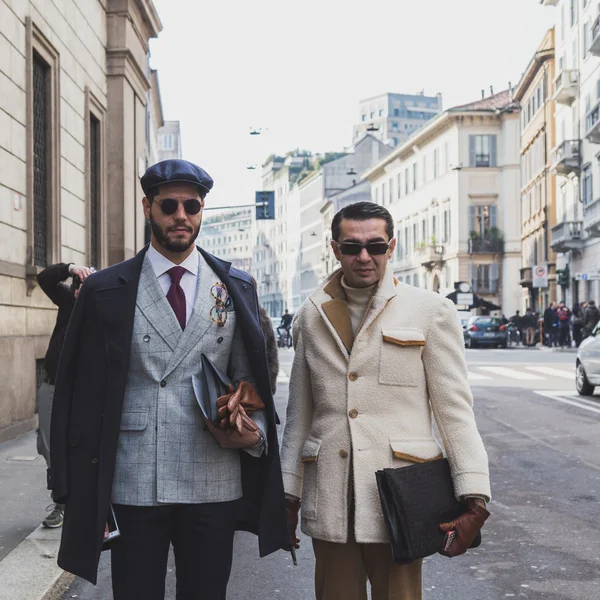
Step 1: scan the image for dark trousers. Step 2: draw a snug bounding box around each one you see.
[111,501,238,600]
[559,326,570,348]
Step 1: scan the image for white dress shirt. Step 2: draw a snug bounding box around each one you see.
[147,244,199,325]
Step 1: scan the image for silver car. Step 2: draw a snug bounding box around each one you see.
[576,322,600,395]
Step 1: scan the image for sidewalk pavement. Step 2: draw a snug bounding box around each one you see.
[0,430,73,600]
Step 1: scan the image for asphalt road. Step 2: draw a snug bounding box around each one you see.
[61,348,600,599]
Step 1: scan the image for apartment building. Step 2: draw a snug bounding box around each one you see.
[352,92,443,147]
[0,0,162,436]
[543,0,600,305]
[363,91,522,316]
[201,208,255,274]
[513,28,558,311]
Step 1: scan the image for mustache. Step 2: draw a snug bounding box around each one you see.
[167,225,193,233]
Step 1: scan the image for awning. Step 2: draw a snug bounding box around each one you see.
[445,291,501,311]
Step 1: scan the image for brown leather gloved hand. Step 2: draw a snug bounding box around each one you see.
[216,381,265,436]
[439,498,490,558]
[285,498,301,550]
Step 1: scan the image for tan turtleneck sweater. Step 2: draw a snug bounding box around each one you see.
[341,277,377,337]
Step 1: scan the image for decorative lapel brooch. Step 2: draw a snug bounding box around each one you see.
[210,282,232,327]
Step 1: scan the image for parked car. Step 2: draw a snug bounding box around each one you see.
[464,316,508,349]
[575,322,600,395]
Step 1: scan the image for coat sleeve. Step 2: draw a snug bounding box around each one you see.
[48,282,89,503]
[37,263,73,307]
[279,311,314,499]
[422,298,491,502]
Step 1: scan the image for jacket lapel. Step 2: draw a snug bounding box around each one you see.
[162,253,215,378]
[355,265,398,338]
[135,255,183,351]
[315,271,353,359]
[95,248,148,376]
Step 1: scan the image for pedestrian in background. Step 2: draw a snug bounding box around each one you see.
[49,160,288,597]
[523,308,537,347]
[557,302,571,349]
[509,310,523,344]
[571,303,585,347]
[281,202,490,600]
[36,262,94,528]
[543,302,558,347]
[259,305,280,396]
[583,300,600,338]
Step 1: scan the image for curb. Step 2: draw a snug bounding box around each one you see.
[0,525,74,600]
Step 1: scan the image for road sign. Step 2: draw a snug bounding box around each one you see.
[456,293,474,307]
[575,272,600,281]
[533,264,549,288]
[255,191,275,220]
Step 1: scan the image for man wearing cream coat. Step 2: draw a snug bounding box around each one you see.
[280,202,491,600]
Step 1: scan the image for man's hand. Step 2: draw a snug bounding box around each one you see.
[285,498,301,550]
[70,265,94,282]
[439,498,490,558]
[204,417,261,449]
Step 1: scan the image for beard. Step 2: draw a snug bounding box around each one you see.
[149,212,201,253]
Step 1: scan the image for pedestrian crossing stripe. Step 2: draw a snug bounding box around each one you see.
[478,366,544,380]
[525,366,574,380]
[467,371,492,380]
[534,391,600,415]
[276,371,290,384]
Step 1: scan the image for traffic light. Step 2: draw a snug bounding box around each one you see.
[557,266,570,288]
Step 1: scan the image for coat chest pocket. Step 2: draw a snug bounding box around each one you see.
[301,436,321,520]
[379,328,425,387]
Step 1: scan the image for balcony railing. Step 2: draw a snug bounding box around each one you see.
[472,280,499,295]
[551,140,580,176]
[586,99,600,143]
[550,220,584,253]
[468,237,504,254]
[417,244,445,269]
[584,198,600,237]
[520,267,533,288]
[553,69,579,106]
[592,15,600,56]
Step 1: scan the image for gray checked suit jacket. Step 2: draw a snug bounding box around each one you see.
[111,252,266,506]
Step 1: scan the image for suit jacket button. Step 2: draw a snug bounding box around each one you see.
[349,409,358,419]
[339,449,349,458]
[348,372,358,382]
[160,380,167,388]
[91,457,99,464]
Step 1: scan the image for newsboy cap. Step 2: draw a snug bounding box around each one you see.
[140,159,214,196]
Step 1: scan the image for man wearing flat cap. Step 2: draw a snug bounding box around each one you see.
[49,159,289,598]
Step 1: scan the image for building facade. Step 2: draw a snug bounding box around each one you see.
[543,0,600,306]
[363,91,522,317]
[158,120,182,161]
[513,28,558,312]
[352,92,443,147]
[0,0,162,436]
[201,208,255,273]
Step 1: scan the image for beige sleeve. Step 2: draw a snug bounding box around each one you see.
[422,299,491,502]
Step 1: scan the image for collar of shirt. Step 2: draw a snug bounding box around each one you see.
[147,244,199,279]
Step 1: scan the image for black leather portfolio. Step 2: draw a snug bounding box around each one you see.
[376,458,481,563]
[192,354,232,424]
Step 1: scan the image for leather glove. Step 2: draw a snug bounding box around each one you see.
[216,382,265,436]
[439,498,490,558]
[285,498,301,550]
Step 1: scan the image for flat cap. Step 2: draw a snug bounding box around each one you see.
[140,159,214,196]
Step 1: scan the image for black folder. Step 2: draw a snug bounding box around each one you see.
[192,354,232,424]
[376,458,481,563]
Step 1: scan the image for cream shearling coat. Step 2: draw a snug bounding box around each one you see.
[280,266,491,544]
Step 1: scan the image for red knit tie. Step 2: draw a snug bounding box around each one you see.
[166,266,186,330]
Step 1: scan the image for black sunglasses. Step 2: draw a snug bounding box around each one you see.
[333,241,391,256]
[154,198,203,216]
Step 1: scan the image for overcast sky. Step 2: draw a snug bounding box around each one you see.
[149,0,555,209]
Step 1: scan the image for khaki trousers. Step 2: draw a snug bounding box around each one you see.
[312,531,422,600]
